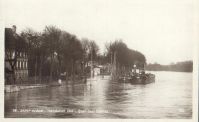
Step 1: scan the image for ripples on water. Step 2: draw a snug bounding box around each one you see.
[5,71,192,118]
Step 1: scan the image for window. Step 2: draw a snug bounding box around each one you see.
[12,51,15,59]
[19,61,21,69]
[16,61,18,69]
[26,61,28,69]
[23,61,25,69]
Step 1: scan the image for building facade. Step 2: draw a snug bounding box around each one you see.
[5,25,28,84]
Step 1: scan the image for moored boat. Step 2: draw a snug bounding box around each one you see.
[129,73,155,84]
[118,64,155,84]
[118,75,131,82]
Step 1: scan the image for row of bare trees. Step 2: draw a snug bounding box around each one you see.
[105,40,146,74]
[20,25,99,82]
[5,25,146,84]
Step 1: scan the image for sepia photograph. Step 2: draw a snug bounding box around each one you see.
[1,0,197,120]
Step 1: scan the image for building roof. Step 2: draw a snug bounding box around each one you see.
[5,27,27,52]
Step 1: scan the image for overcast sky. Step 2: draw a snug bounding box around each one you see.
[1,0,194,64]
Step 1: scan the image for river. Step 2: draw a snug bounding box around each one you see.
[5,71,192,118]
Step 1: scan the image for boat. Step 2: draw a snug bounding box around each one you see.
[118,63,155,84]
[118,74,131,82]
[129,73,155,84]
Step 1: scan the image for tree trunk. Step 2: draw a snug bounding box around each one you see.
[58,58,61,77]
[39,56,43,84]
[50,54,53,82]
[35,56,38,84]
[10,61,16,84]
[12,67,16,85]
[71,59,74,80]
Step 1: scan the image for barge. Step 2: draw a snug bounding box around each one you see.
[118,64,155,84]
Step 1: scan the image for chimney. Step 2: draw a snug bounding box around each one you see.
[12,25,16,33]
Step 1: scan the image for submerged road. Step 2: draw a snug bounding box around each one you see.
[5,71,192,118]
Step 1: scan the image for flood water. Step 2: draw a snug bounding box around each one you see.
[5,71,192,118]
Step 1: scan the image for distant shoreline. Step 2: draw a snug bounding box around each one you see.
[146,70,192,73]
[146,61,193,73]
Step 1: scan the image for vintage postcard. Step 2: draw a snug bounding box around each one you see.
[0,0,198,122]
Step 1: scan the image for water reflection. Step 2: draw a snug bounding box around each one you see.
[5,72,192,118]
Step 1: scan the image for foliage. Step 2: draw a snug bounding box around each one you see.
[105,40,146,68]
[20,26,85,80]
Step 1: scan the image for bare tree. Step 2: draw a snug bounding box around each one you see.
[42,25,62,82]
